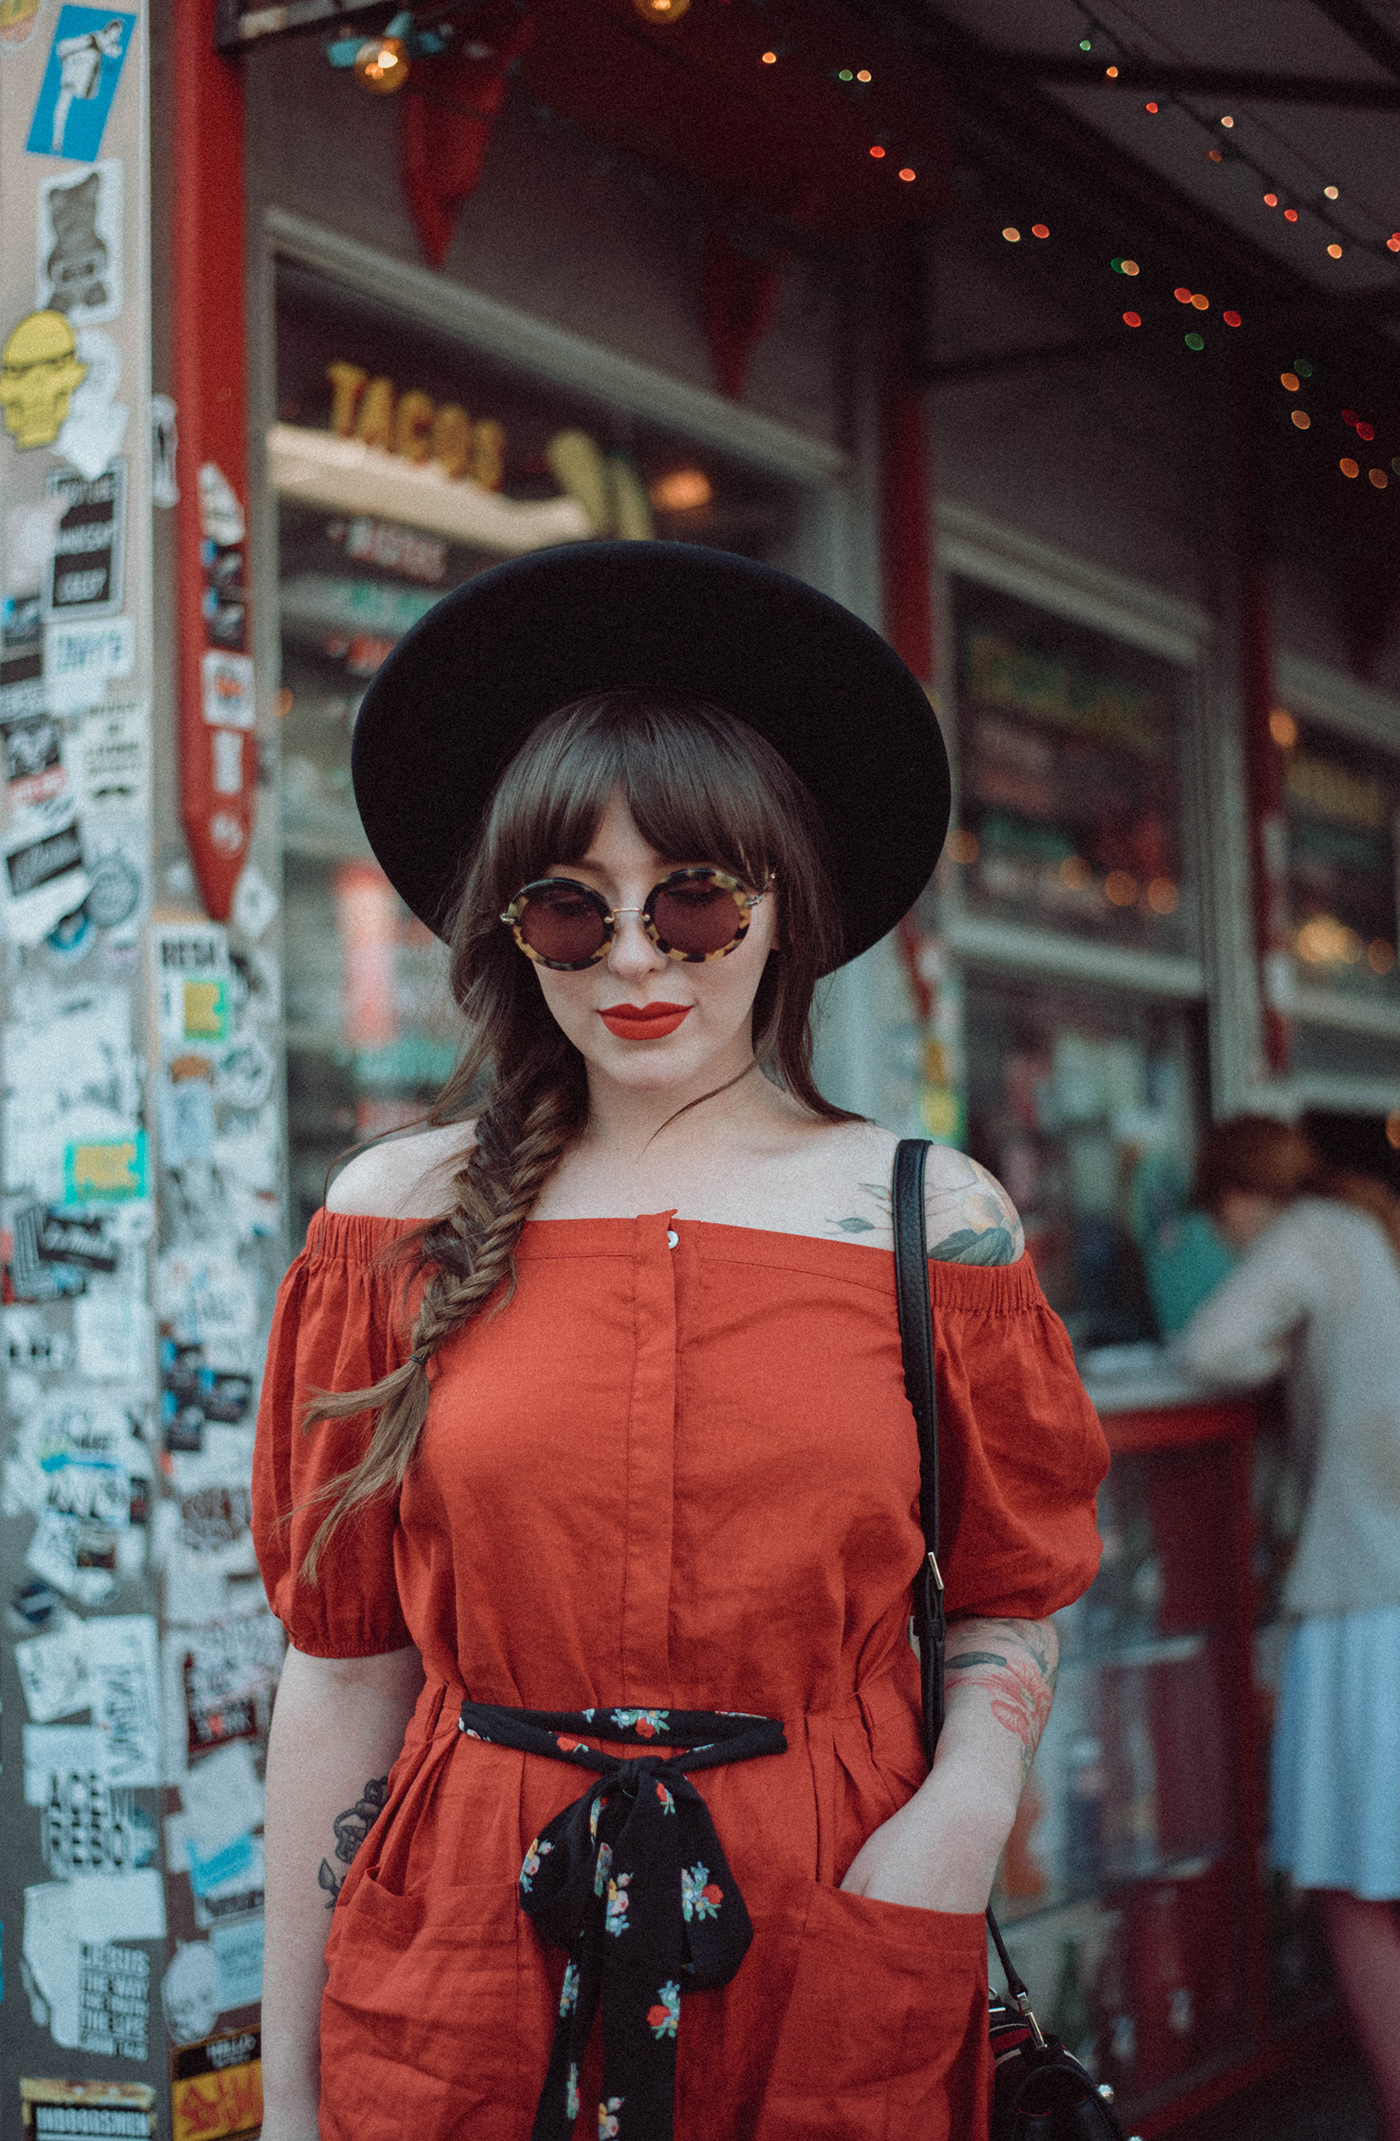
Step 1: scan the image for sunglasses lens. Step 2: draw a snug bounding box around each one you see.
[652,876,746,956]
[517,885,608,965]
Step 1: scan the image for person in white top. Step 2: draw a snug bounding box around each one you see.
[1177,1116,1400,2141]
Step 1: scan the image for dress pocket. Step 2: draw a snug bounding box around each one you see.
[321,1869,521,2108]
[757,1882,989,2141]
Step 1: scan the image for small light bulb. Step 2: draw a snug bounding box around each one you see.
[353,36,410,93]
[1323,184,1339,199]
[632,0,692,19]
[856,69,872,81]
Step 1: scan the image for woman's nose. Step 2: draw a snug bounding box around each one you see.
[607,909,666,976]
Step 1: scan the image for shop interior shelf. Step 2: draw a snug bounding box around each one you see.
[997,1852,1219,1930]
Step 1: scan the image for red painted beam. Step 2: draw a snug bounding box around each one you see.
[880,226,933,682]
[172,0,254,922]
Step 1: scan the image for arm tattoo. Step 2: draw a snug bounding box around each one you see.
[825,1160,1025,1265]
[945,1618,1058,1780]
[317,1775,388,1907]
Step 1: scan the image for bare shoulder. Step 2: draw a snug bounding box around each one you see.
[325,1121,477,1219]
[818,1126,1024,1265]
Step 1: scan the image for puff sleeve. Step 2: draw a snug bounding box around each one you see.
[252,1210,415,1658]
[932,1259,1109,1620]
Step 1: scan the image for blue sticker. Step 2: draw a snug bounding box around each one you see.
[26,9,135,164]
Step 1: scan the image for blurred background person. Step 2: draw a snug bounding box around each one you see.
[1177,1115,1400,2141]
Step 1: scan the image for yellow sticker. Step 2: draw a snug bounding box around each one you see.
[65,1131,147,1201]
[0,311,87,449]
[182,978,227,1041]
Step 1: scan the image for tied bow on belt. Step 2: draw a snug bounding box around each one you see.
[458,1702,786,2141]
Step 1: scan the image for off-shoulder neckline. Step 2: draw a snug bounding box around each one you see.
[302,1205,1039,1307]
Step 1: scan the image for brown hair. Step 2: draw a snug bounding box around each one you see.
[298,688,857,1576]
[1193,1113,1400,1268]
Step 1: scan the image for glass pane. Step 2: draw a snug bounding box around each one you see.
[963,972,1212,1349]
[273,266,811,1236]
[1281,715,1400,1000]
[993,1447,1251,2113]
[948,580,1197,953]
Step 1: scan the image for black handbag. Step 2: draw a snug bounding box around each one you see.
[891,1139,1133,2141]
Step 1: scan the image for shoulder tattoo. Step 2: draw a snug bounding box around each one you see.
[823,1155,1023,1264]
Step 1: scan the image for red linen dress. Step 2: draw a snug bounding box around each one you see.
[253,1209,1108,2141]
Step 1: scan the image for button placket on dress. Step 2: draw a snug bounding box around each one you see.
[618,1215,681,1702]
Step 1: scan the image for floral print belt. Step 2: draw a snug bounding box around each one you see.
[457,1701,787,2141]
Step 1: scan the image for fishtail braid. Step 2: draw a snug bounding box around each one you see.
[297,1058,586,1579]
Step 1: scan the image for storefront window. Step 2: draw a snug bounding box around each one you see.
[1279,714,1400,1000]
[947,582,1196,954]
[963,973,1214,1349]
[274,266,809,1233]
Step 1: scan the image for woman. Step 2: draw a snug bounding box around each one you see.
[252,544,1108,2141]
[1178,1115,1400,2141]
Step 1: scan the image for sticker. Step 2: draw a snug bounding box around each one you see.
[26,1509,118,1607]
[160,1944,219,2049]
[150,395,178,508]
[5,710,75,841]
[43,462,126,617]
[74,1291,152,1383]
[23,1723,104,1801]
[191,1833,262,1930]
[160,1066,215,1168]
[79,700,148,816]
[83,844,140,927]
[209,1926,263,2016]
[200,652,254,731]
[44,612,133,714]
[214,1032,275,1112]
[3,1391,138,1530]
[75,1944,151,2059]
[179,1740,265,1846]
[38,1207,120,1271]
[162,1618,282,1777]
[10,1578,65,1633]
[26,10,136,162]
[155,924,229,1048]
[171,2027,263,2140]
[37,160,123,326]
[86,1614,162,1786]
[1,0,45,50]
[64,1132,147,1202]
[210,727,243,795]
[4,819,88,944]
[197,463,244,548]
[22,1876,164,2050]
[0,310,87,448]
[3,983,140,1201]
[57,324,127,479]
[2,587,46,715]
[201,535,246,652]
[9,1200,86,1300]
[229,863,277,941]
[38,1765,158,1878]
[14,1611,90,1721]
[20,2080,155,2141]
[45,904,95,965]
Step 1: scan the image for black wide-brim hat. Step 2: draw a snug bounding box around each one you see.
[351,541,949,970]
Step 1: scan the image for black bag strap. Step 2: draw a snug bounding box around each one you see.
[892,1138,1038,2028]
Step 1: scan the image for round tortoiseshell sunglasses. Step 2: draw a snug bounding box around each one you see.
[500,867,773,971]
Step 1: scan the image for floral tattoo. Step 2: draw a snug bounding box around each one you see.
[945,1619,1058,1780]
[318,1775,388,1906]
[826,1158,1024,1264]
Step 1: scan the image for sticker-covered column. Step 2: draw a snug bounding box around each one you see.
[3,8,285,2141]
[2,3,166,2135]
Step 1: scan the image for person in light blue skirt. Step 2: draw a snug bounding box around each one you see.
[1177,1116,1400,2141]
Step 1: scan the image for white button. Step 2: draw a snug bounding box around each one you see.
[667,1229,679,1249]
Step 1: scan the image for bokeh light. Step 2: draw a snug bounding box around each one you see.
[1147,878,1179,914]
[1291,411,1311,430]
[1269,708,1298,748]
[1104,871,1138,907]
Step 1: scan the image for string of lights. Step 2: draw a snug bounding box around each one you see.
[324,0,934,186]
[1072,4,1400,271]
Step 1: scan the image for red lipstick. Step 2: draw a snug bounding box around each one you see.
[599,1002,692,1040]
